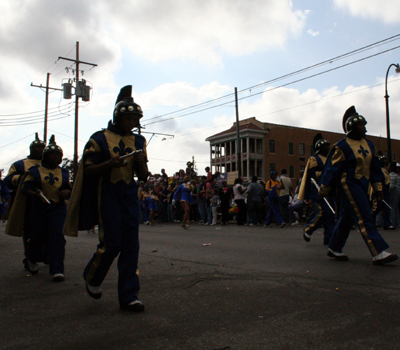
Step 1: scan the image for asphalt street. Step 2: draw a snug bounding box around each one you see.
[1,221,400,350]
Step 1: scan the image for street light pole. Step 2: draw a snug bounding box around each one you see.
[384,63,400,162]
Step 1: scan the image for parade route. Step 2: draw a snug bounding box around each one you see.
[1,222,400,350]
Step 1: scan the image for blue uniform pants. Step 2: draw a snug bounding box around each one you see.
[265,197,284,226]
[84,183,141,306]
[329,181,389,256]
[304,199,335,244]
[26,208,66,275]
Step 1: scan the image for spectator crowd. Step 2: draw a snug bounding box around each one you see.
[137,162,307,229]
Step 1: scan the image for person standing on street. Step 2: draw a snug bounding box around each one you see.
[264,171,285,228]
[63,85,148,311]
[279,169,292,224]
[247,176,264,226]
[4,134,46,267]
[298,133,335,245]
[7,136,71,281]
[219,181,232,225]
[389,161,400,228]
[319,106,398,265]
[233,178,246,225]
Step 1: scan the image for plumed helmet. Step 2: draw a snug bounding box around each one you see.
[30,132,46,149]
[342,106,367,133]
[313,133,330,153]
[113,85,143,121]
[43,135,63,157]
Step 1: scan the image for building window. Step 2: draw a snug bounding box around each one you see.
[394,153,396,161]
[242,138,247,153]
[257,139,263,154]
[310,145,314,155]
[269,163,275,172]
[269,140,275,153]
[257,160,263,177]
[249,138,255,153]
[289,165,295,178]
[299,143,305,156]
[289,142,294,155]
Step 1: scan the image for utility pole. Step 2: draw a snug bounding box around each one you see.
[235,87,241,178]
[58,41,97,179]
[30,73,63,142]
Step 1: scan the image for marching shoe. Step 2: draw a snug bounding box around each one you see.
[120,300,145,312]
[25,260,39,275]
[327,249,349,261]
[53,273,65,282]
[85,280,102,299]
[303,230,311,242]
[373,251,399,265]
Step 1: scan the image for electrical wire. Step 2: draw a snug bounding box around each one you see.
[147,77,400,147]
[142,44,400,127]
[141,34,400,124]
[0,115,72,127]
[0,133,38,148]
[0,103,74,118]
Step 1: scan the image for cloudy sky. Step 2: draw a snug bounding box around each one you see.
[1,0,400,176]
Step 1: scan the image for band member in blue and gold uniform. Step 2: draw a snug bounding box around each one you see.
[5,133,46,268]
[319,106,398,265]
[298,133,335,245]
[373,155,393,229]
[63,85,148,312]
[6,135,71,281]
[5,133,45,190]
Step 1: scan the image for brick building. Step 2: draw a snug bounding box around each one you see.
[206,117,400,183]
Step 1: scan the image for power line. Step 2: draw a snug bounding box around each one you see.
[142,44,400,127]
[0,103,74,118]
[148,78,400,147]
[0,115,72,127]
[0,133,37,148]
[141,34,400,125]
[0,106,74,125]
[0,108,73,123]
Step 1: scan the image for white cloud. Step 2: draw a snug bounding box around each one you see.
[139,81,230,110]
[103,0,307,65]
[233,80,400,139]
[334,0,400,24]
[307,29,320,37]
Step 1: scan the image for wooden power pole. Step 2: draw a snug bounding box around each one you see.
[58,41,97,179]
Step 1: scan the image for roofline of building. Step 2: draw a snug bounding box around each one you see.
[206,128,269,143]
[206,117,400,144]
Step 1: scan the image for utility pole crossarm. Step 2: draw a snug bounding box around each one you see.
[57,42,98,180]
[57,56,98,68]
[30,73,64,142]
[30,83,63,91]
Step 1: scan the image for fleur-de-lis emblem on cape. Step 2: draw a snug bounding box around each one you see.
[358,145,369,158]
[113,140,133,156]
[44,173,59,185]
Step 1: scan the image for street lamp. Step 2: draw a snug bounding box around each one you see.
[384,63,400,162]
